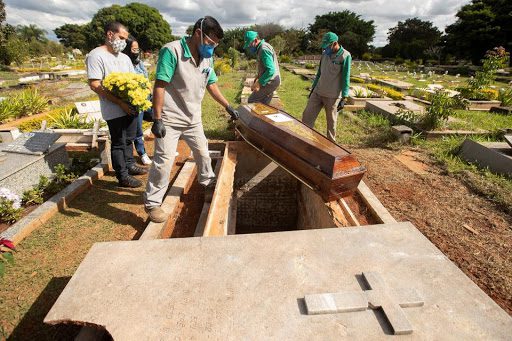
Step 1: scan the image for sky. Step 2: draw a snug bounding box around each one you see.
[4,0,471,47]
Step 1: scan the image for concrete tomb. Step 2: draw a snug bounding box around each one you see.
[459,138,512,176]
[44,223,512,340]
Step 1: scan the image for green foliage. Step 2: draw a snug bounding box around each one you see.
[15,24,47,43]
[305,63,316,70]
[279,55,292,63]
[269,35,286,56]
[308,11,376,57]
[47,108,96,129]
[54,24,88,50]
[0,198,21,224]
[0,36,29,66]
[84,2,173,51]
[498,87,512,107]
[422,90,455,130]
[445,0,512,64]
[382,18,442,60]
[22,176,47,206]
[227,47,240,69]
[0,237,16,278]
[0,88,48,122]
[18,116,46,132]
[458,47,509,100]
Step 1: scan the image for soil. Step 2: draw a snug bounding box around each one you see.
[352,146,512,315]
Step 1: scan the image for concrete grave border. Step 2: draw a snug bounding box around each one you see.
[0,162,108,245]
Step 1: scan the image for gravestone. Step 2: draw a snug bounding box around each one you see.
[365,100,424,122]
[459,138,512,176]
[44,223,512,339]
[0,132,68,196]
[75,100,102,122]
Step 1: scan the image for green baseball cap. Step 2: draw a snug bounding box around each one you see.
[321,32,338,48]
[243,30,258,49]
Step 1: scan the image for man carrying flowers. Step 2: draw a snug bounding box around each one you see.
[86,22,148,188]
[144,16,239,223]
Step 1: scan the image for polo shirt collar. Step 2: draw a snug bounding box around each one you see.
[335,46,344,58]
[257,39,265,51]
[181,36,192,59]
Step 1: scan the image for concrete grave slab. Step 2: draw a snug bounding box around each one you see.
[366,100,424,122]
[45,223,512,340]
[375,78,413,90]
[505,135,512,148]
[459,139,512,176]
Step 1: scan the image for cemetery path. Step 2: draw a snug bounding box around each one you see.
[354,147,512,315]
[0,140,191,339]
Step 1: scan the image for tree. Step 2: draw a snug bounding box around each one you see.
[445,0,512,64]
[269,35,286,56]
[54,24,88,50]
[0,36,29,65]
[308,11,376,57]
[382,18,442,60]
[0,0,5,43]
[253,23,284,41]
[16,24,48,42]
[64,2,173,52]
[281,28,308,56]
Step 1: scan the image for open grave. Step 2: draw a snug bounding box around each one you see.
[42,85,512,339]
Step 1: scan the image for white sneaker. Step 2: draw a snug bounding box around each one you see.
[141,153,152,165]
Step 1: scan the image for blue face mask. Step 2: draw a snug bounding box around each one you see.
[199,44,215,58]
[249,46,258,54]
[324,47,333,56]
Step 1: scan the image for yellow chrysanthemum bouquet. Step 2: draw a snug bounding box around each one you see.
[103,72,152,112]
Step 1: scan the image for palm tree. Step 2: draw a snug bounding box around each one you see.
[16,24,48,42]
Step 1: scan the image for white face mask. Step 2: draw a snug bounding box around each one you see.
[110,37,127,54]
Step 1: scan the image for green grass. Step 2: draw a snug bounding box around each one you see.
[447,110,512,131]
[201,71,243,140]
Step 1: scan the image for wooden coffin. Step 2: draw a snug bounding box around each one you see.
[236,103,366,201]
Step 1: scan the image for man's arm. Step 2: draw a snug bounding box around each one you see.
[341,54,352,98]
[206,83,229,108]
[258,48,275,87]
[89,79,135,115]
[152,80,167,120]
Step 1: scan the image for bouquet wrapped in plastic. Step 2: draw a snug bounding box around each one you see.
[102,72,152,112]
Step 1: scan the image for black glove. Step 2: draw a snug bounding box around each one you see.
[226,105,239,121]
[151,119,166,138]
[337,98,346,111]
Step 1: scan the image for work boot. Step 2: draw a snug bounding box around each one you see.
[145,206,167,223]
[119,175,143,188]
[128,165,148,175]
[203,179,217,203]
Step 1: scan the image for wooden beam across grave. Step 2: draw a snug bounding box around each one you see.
[236,103,366,201]
[202,142,239,237]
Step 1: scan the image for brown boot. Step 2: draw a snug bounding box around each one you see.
[145,206,167,223]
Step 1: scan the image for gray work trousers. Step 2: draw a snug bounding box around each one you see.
[301,91,341,142]
[248,76,281,105]
[144,123,215,208]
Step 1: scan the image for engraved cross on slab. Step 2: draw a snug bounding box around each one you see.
[304,272,424,335]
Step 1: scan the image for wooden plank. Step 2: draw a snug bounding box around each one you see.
[202,143,238,237]
[338,198,360,226]
[194,156,224,236]
[356,181,396,224]
[139,161,196,240]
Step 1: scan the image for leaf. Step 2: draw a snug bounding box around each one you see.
[2,252,14,264]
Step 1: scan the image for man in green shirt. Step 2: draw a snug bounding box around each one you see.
[144,16,239,223]
[302,32,351,142]
[243,30,281,104]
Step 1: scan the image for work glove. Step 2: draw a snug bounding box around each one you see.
[226,105,239,121]
[151,119,166,138]
[337,97,347,111]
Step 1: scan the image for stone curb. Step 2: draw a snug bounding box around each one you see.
[0,163,108,245]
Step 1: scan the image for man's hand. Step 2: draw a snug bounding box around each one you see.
[251,79,260,92]
[119,102,136,115]
[226,105,239,121]
[337,97,347,111]
[151,119,166,138]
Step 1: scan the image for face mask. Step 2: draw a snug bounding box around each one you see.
[324,46,333,56]
[199,19,216,59]
[249,46,258,54]
[128,51,140,64]
[110,37,127,54]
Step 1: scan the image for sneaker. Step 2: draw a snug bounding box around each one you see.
[141,153,152,165]
[128,165,148,176]
[145,206,167,223]
[119,175,143,188]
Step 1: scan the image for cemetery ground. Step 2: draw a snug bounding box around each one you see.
[0,67,511,338]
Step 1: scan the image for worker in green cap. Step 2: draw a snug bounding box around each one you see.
[243,30,281,104]
[302,31,351,142]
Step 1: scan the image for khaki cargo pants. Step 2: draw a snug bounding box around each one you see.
[301,91,341,142]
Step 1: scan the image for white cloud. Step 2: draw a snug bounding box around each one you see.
[4,0,470,46]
